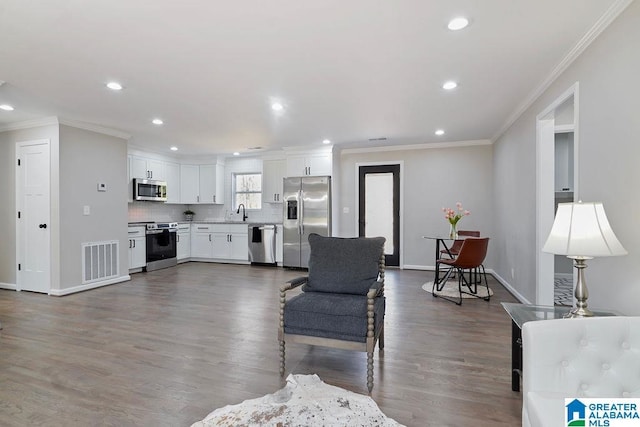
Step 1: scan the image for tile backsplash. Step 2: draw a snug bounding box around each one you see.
[128,202,283,223]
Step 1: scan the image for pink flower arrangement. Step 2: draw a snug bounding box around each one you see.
[442,202,471,226]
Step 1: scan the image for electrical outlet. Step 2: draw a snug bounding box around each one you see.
[83,205,90,216]
[511,268,515,279]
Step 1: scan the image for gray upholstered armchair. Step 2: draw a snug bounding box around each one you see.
[278,233,386,392]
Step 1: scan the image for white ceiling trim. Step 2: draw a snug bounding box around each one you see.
[491,0,634,143]
[339,139,492,155]
[0,116,59,132]
[59,118,131,140]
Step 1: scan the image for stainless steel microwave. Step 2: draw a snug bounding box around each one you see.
[133,178,167,202]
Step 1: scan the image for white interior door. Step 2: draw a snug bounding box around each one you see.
[17,140,51,293]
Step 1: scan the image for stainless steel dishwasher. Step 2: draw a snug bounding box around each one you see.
[248,224,277,265]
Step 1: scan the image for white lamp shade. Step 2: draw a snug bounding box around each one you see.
[542,202,627,257]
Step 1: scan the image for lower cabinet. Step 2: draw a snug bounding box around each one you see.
[128,226,146,270]
[177,223,191,261]
[190,223,248,263]
[276,224,283,264]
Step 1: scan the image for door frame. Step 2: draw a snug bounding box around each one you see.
[15,139,52,293]
[354,161,404,268]
[536,83,579,305]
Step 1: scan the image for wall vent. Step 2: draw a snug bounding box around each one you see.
[82,240,119,284]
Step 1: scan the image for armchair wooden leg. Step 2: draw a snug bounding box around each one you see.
[279,340,285,376]
[378,327,385,350]
[367,351,374,393]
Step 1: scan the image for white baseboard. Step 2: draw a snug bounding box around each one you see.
[486,269,531,304]
[403,264,433,271]
[0,282,17,291]
[49,275,131,296]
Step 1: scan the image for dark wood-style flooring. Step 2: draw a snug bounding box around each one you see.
[0,263,522,426]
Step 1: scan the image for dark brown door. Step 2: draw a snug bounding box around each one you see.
[358,164,400,266]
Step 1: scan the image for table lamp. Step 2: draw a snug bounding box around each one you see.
[542,201,627,317]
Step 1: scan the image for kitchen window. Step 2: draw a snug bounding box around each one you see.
[233,173,262,209]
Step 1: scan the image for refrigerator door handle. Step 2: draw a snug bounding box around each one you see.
[298,190,304,235]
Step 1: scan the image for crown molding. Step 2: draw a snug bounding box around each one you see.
[0,116,59,132]
[339,139,491,155]
[59,118,131,140]
[491,0,634,142]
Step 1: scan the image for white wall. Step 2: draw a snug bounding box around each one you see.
[337,143,494,268]
[492,1,640,314]
[0,123,60,288]
[59,125,129,290]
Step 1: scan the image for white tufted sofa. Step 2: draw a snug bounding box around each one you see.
[522,316,640,427]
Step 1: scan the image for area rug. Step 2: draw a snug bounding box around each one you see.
[191,374,404,427]
[422,280,493,299]
[554,277,573,306]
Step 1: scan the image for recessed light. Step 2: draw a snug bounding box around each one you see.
[233,152,240,156]
[106,81,123,91]
[271,103,284,111]
[435,129,445,136]
[322,139,331,145]
[0,104,15,111]
[442,81,457,90]
[448,17,469,31]
[170,146,178,151]
[152,118,163,125]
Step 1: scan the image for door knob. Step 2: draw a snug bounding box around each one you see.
[39,223,47,229]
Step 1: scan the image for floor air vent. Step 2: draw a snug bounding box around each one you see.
[82,240,119,284]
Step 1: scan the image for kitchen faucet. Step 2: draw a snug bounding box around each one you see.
[236,203,248,222]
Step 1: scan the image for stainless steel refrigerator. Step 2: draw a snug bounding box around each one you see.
[283,176,331,268]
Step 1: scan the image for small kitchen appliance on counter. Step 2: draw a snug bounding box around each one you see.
[145,222,177,271]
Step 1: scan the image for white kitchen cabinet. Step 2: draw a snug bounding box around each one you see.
[130,155,165,180]
[286,153,331,177]
[177,223,191,261]
[263,159,286,203]
[199,164,224,204]
[179,164,224,204]
[210,224,248,261]
[164,161,181,204]
[127,226,146,270]
[191,224,214,258]
[190,223,247,262]
[180,164,199,204]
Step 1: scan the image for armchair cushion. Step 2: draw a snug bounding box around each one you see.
[304,233,385,295]
[284,292,385,343]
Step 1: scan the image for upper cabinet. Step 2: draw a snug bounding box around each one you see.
[286,152,331,177]
[180,165,199,204]
[199,164,224,204]
[130,155,165,180]
[164,162,181,204]
[180,163,224,204]
[263,159,286,203]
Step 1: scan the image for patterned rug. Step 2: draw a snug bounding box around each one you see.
[192,374,403,427]
[554,277,573,306]
[422,280,493,299]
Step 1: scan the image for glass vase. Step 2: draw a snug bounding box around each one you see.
[449,223,458,239]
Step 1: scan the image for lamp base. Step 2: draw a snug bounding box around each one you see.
[564,306,595,318]
[563,258,594,319]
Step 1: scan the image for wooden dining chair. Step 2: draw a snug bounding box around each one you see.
[434,237,490,305]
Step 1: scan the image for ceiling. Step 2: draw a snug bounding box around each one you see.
[0,0,622,157]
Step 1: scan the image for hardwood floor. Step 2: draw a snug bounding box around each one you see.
[0,263,522,426]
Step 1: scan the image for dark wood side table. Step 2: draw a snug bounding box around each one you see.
[501,302,620,392]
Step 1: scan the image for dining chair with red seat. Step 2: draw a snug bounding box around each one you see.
[434,237,490,305]
[440,230,481,258]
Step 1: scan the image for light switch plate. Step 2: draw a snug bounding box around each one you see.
[83,205,90,215]
[97,182,107,192]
